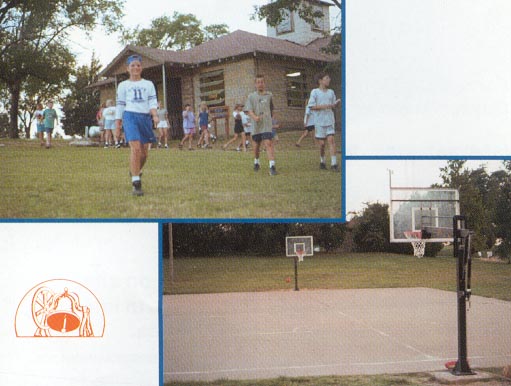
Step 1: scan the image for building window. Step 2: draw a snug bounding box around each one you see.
[312,5,326,31]
[199,69,225,107]
[276,10,294,34]
[286,69,308,107]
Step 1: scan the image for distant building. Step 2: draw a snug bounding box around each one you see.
[93,1,340,138]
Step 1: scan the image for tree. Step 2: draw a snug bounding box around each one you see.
[489,166,511,261]
[252,0,342,55]
[61,54,102,136]
[16,46,74,138]
[0,0,124,138]
[437,161,494,251]
[350,202,443,256]
[120,12,229,51]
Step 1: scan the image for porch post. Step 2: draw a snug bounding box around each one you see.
[162,64,168,108]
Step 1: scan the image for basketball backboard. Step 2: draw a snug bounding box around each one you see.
[285,236,314,257]
[390,187,460,243]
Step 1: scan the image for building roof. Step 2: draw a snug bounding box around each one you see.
[100,30,339,77]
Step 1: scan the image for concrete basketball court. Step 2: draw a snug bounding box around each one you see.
[164,288,511,382]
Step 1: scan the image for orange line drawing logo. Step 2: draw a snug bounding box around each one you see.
[15,279,105,338]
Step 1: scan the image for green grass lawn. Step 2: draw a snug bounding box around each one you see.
[165,370,511,386]
[0,131,341,218]
[166,252,511,301]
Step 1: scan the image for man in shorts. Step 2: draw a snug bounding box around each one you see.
[245,74,277,176]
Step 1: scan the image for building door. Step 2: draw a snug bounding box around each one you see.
[167,77,182,139]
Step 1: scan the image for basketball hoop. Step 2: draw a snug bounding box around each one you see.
[404,231,426,258]
[296,249,304,262]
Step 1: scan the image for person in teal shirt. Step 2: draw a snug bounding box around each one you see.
[43,101,58,149]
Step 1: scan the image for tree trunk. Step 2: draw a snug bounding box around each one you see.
[8,80,21,139]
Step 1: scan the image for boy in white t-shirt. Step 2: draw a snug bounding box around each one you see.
[115,54,159,196]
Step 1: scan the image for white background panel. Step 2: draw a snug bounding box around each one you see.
[0,223,159,386]
[346,0,511,155]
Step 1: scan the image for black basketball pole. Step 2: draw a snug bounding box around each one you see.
[452,215,475,375]
[294,256,299,291]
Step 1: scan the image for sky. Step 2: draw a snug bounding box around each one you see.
[345,159,507,217]
[69,0,342,68]
[346,0,511,156]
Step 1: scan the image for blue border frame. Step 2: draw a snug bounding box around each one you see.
[158,223,163,386]
[341,0,347,222]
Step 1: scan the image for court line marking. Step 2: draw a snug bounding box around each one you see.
[166,354,511,376]
[337,310,438,360]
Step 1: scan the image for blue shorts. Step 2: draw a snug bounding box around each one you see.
[36,123,45,133]
[123,111,156,144]
[252,132,273,143]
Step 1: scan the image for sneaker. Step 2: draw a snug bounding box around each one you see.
[158,143,162,148]
[269,166,278,176]
[331,164,339,172]
[104,143,109,148]
[164,144,169,149]
[115,143,121,149]
[254,163,260,172]
[320,162,327,170]
[132,180,144,196]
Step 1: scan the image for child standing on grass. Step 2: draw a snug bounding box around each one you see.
[115,54,159,196]
[197,102,210,149]
[308,72,341,171]
[156,101,170,149]
[245,75,277,175]
[34,103,45,146]
[179,104,195,150]
[102,99,116,148]
[242,110,252,150]
[223,104,246,151]
[43,101,58,149]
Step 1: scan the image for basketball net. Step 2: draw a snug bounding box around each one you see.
[296,250,304,262]
[404,231,426,258]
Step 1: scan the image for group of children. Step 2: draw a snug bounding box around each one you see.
[113,54,340,195]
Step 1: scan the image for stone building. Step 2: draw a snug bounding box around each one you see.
[94,1,340,138]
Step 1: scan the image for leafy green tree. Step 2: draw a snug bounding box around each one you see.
[61,54,102,136]
[121,12,229,51]
[490,166,511,261]
[289,223,346,252]
[437,161,494,251]
[0,0,124,138]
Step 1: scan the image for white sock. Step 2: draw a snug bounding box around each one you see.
[131,176,141,183]
[320,157,325,163]
[331,156,337,165]
[254,159,259,165]
[269,160,275,168]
